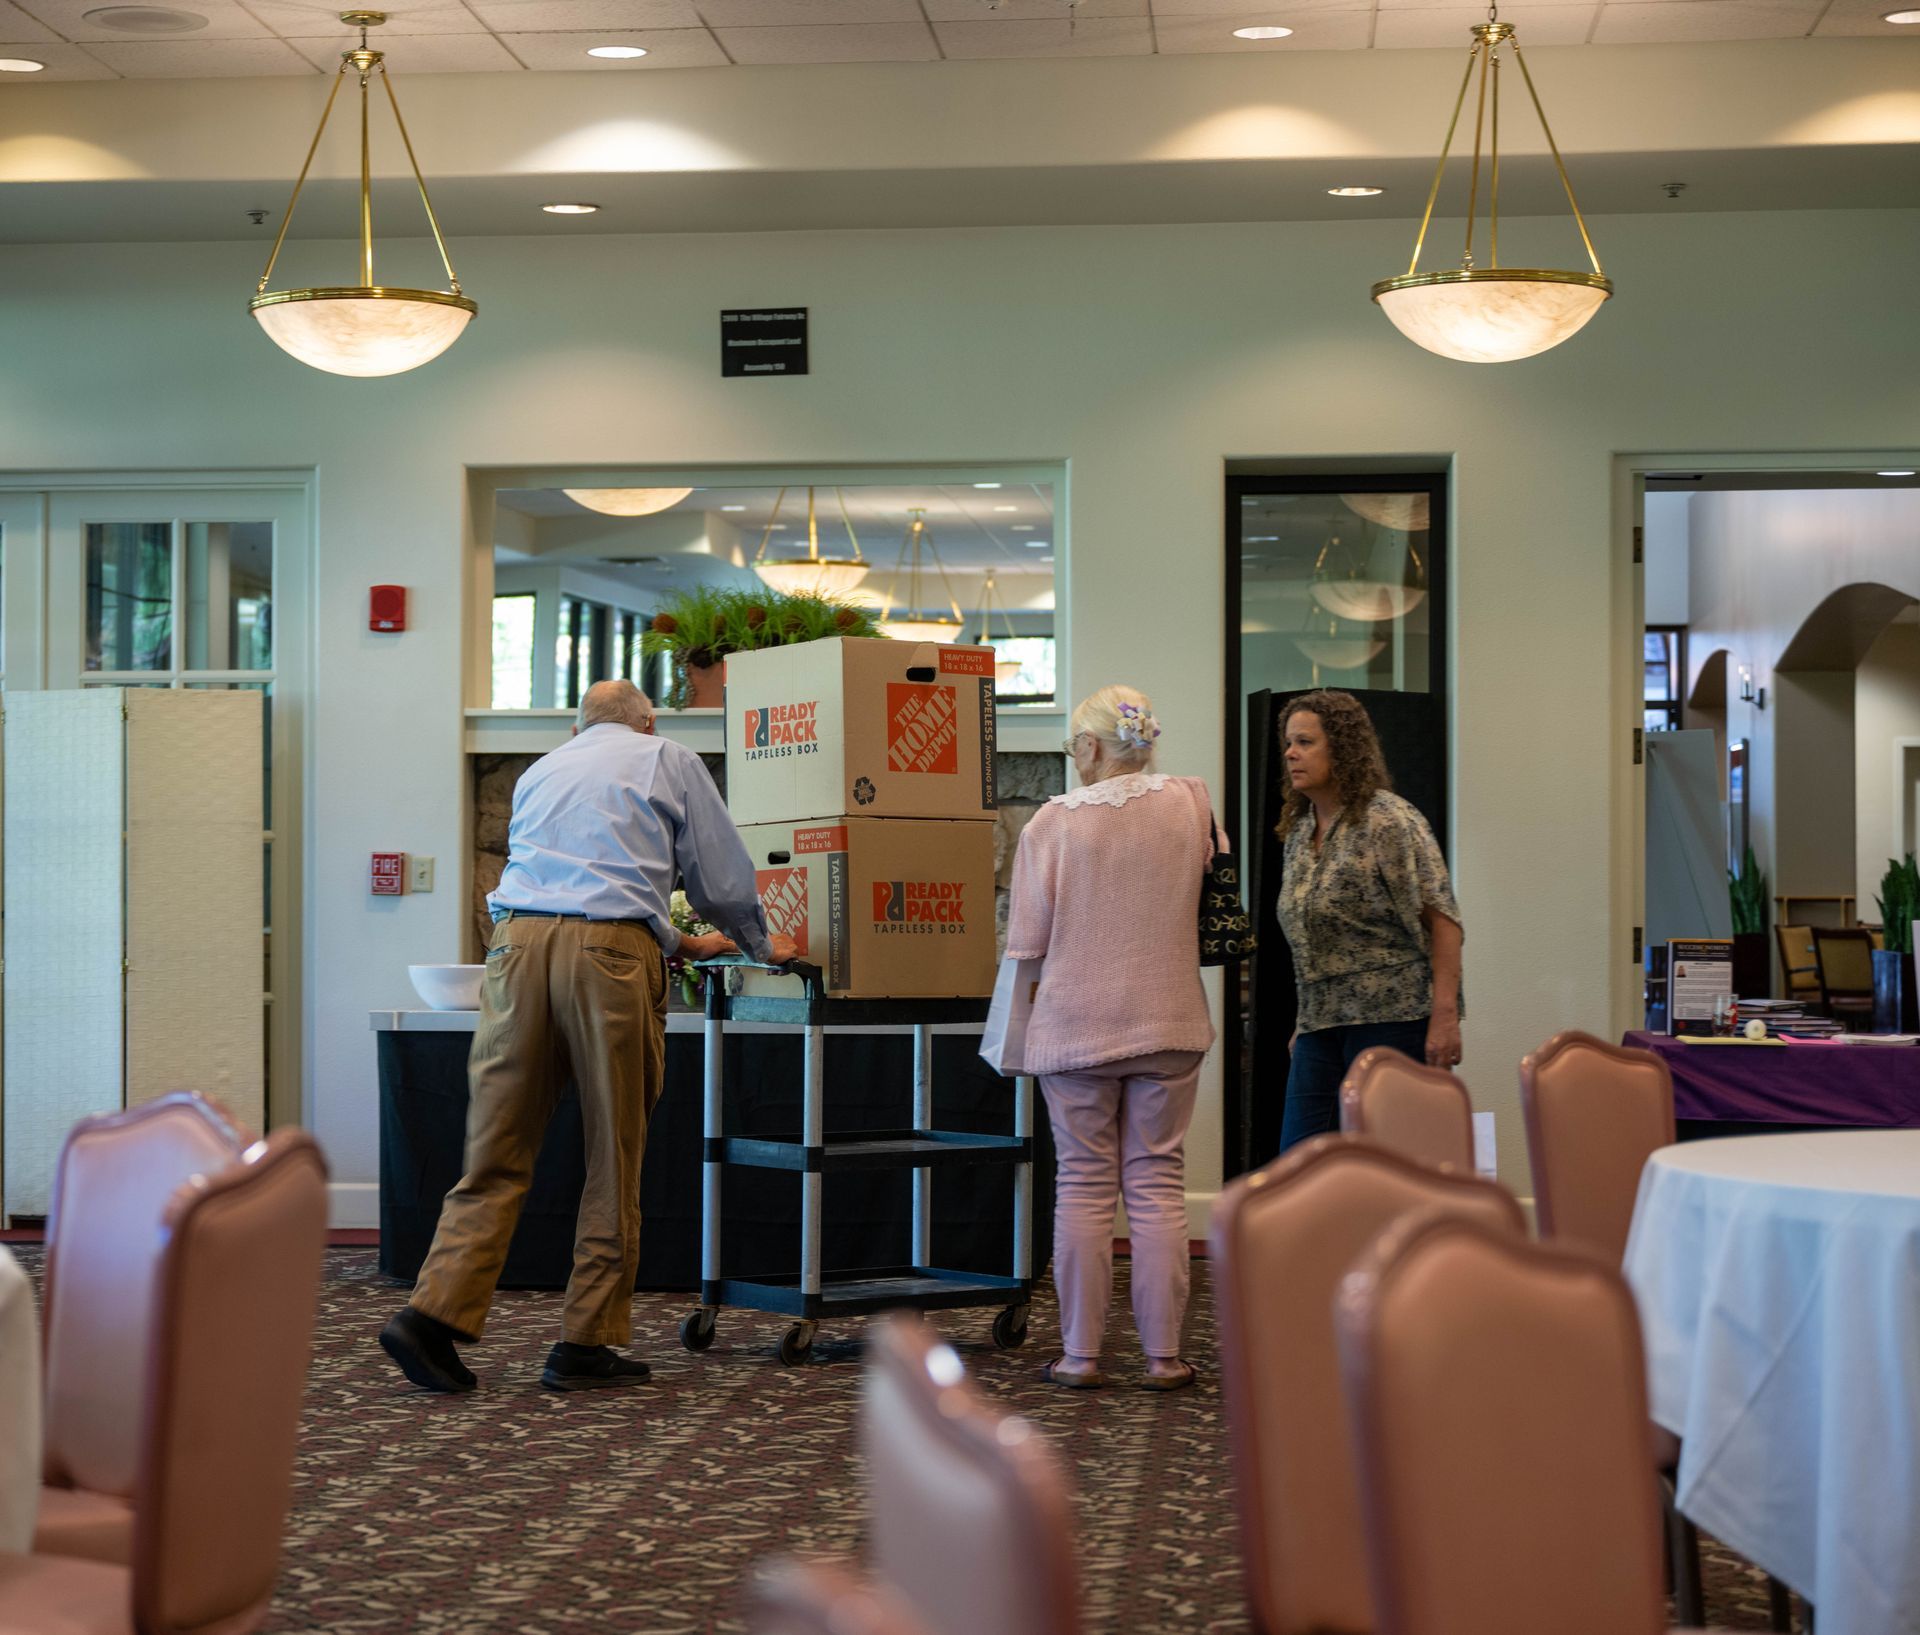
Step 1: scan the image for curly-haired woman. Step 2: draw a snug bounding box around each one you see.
[1275,689,1464,1153]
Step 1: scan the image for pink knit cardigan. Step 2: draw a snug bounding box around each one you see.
[1004,772,1218,1076]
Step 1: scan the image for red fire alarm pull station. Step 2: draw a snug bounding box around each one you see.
[370,585,407,632]
[371,853,406,896]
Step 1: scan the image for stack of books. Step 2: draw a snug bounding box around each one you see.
[1736,999,1845,1040]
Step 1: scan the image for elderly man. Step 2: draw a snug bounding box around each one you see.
[381,680,795,1393]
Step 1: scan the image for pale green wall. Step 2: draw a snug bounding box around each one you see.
[1,206,1915,1213]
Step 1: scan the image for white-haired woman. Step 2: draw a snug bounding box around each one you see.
[1005,685,1218,1391]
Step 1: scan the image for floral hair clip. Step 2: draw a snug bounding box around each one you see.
[1115,700,1162,749]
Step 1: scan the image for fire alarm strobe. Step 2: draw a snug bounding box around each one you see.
[370,585,406,632]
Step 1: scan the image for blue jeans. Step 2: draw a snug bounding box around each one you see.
[1278,1018,1432,1155]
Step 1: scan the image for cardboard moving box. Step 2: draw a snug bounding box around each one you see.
[725,638,997,826]
[738,817,997,999]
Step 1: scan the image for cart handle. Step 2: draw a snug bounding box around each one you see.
[691,956,825,999]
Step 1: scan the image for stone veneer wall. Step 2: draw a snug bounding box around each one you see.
[470,749,1064,961]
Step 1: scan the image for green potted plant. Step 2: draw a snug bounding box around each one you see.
[1872,853,1919,1032]
[642,586,883,707]
[1727,846,1771,998]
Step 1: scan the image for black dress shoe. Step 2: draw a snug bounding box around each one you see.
[541,1342,653,1391]
[380,1307,477,1394]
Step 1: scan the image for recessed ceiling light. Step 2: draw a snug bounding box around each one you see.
[1328,185,1385,198]
[769,523,788,530]
[1233,25,1293,39]
[973,482,1003,489]
[0,56,45,69]
[83,4,206,30]
[1025,540,1051,548]
[1883,8,1920,21]
[586,43,647,58]
[721,504,747,511]
[993,505,1018,512]
[541,202,599,215]
[1877,469,1917,477]
[1011,525,1034,531]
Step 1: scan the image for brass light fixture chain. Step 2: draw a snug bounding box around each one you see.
[1489,48,1500,267]
[255,67,349,293]
[380,64,465,294]
[1462,32,1491,267]
[358,49,373,286]
[753,486,790,565]
[1405,44,1481,277]
[805,486,820,565]
[1509,40,1604,275]
[833,488,865,564]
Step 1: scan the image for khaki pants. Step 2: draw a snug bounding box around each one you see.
[411,913,667,1347]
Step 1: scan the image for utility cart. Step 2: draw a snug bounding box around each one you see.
[679,960,1034,1366]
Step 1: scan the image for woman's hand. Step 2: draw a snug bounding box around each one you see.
[1425,1010,1463,1071]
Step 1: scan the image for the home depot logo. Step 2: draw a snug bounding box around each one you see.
[871,879,967,935]
[886,683,959,776]
[756,867,810,957]
[742,701,821,761]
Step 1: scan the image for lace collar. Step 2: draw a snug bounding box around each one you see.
[1051,771,1171,811]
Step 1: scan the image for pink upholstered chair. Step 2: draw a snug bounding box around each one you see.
[1338,1048,1475,1172]
[1209,1135,1525,1635]
[1519,1030,1675,1263]
[862,1315,1080,1635]
[1334,1214,1672,1635]
[1519,1030,1703,1621]
[749,1559,935,1635]
[0,1130,329,1634]
[37,1093,248,1564]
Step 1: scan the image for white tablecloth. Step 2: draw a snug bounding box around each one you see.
[0,1247,39,1552]
[1625,1131,1920,1635]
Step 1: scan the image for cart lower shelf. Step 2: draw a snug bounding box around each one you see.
[703,1265,1027,1317]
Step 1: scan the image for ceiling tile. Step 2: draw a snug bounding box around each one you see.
[933,15,1152,54]
[244,2,489,37]
[695,0,920,24]
[468,0,701,28]
[1591,0,1822,41]
[496,24,726,63]
[713,19,936,59]
[15,0,274,38]
[1153,8,1372,48]
[80,33,311,67]
[922,0,1146,16]
[0,38,114,71]
[287,27,520,64]
[0,2,58,40]
[1811,0,1920,33]
[1373,4,1595,45]
[1149,0,1365,14]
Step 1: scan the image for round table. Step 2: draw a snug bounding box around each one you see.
[1624,1131,1920,1635]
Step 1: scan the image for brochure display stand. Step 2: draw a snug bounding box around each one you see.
[680,960,1034,1366]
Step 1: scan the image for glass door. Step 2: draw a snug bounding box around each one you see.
[45,488,308,1127]
[1222,475,1449,1175]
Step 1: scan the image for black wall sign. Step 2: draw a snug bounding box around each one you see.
[722,307,809,377]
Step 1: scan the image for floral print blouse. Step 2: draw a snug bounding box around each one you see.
[1276,790,1463,1033]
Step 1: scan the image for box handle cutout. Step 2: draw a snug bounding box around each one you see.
[906,666,936,682]
[766,850,792,865]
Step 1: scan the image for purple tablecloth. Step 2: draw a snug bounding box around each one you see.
[1624,1031,1920,1128]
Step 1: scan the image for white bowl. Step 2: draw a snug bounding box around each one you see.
[409,964,484,1011]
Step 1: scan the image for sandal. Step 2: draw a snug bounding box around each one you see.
[1139,1359,1197,1393]
[1043,1357,1106,1390]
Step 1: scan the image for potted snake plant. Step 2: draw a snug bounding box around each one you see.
[1871,854,1919,1033]
[1727,847,1771,999]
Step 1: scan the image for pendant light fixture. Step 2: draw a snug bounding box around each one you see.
[752,487,870,599]
[250,12,475,377]
[1309,529,1427,624]
[1371,7,1610,364]
[563,488,694,517]
[973,571,1025,688]
[879,509,965,644]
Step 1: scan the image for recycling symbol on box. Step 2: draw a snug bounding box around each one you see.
[853,777,876,806]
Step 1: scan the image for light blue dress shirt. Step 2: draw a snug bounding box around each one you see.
[488,724,775,963]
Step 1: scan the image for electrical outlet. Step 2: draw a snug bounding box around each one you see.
[409,855,435,893]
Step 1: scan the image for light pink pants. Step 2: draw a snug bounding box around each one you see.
[1039,1049,1202,1361]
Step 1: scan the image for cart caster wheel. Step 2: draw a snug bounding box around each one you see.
[680,1309,717,1352]
[777,1323,816,1367]
[992,1303,1030,1350]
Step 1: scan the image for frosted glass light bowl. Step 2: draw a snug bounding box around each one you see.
[251,287,476,377]
[409,964,484,1011]
[1371,269,1611,364]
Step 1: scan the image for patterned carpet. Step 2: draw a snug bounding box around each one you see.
[22,1248,1804,1632]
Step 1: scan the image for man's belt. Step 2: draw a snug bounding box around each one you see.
[496,909,655,928]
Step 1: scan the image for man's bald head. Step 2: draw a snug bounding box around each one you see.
[575,680,656,735]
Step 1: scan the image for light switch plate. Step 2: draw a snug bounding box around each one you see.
[408,855,435,893]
